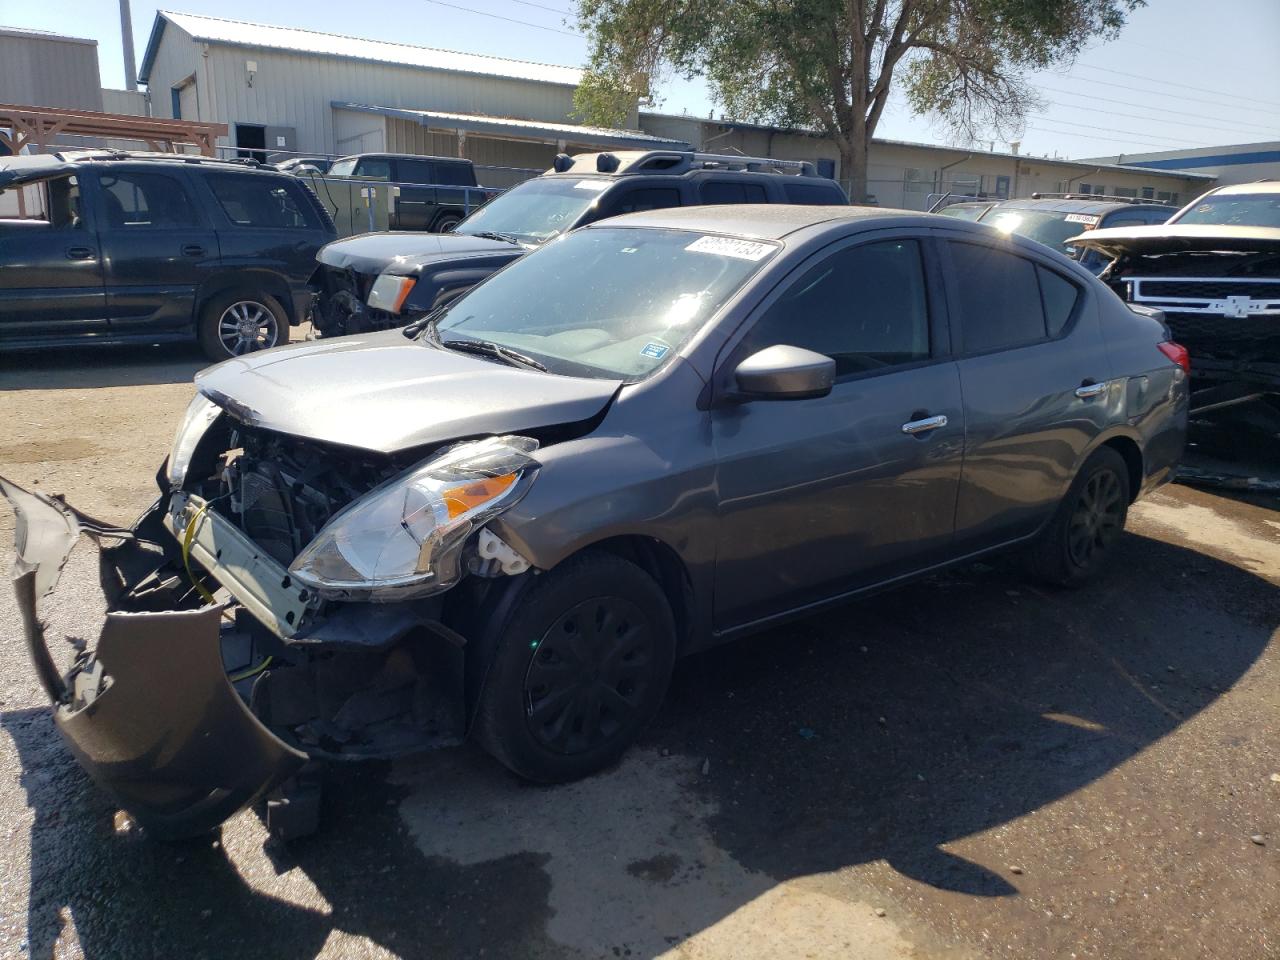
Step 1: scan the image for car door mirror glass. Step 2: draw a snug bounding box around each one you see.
[730,345,835,401]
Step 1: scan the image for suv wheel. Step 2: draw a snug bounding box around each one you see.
[433,213,463,233]
[198,291,290,361]
[1027,445,1131,587]
[475,551,677,782]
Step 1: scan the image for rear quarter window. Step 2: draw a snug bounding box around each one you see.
[1037,266,1081,337]
[700,180,768,204]
[782,181,844,204]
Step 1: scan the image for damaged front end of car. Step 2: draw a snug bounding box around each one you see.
[3,398,542,840]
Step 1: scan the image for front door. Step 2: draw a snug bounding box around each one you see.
[711,235,965,630]
[0,174,106,343]
[94,168,217,336]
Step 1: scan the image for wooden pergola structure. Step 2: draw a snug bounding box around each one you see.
[0,103,227,156]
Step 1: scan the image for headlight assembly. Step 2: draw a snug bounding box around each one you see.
[367,273,417,314]
[289,435,539,601]
[168,394,222,489]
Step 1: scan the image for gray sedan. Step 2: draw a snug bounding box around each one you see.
[3,205,1189,839]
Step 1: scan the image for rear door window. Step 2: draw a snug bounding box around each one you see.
[783,181,843,204]
[395,158,435,184]
[98,171,198,228]
[432,162,475,186]
[947,241,1047,353]
[206,173,320,229]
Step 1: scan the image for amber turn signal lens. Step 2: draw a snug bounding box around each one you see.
[441,473,517,519]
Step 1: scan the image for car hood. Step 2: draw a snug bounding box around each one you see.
[1069,224,1280,259]
[195,331,621,455]
[317,232,524,276]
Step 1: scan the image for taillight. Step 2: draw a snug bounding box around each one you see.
[1157,340,1191,375]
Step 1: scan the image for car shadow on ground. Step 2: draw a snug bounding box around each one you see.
[4,530,1276,959]
[0,343,210,391]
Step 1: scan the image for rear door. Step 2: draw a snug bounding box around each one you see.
[391,157,435,230]
[0,172,106,342]
[95,167,216,335]
[940,234,1110,552]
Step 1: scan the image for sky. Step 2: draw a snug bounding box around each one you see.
[1,0,1277,161]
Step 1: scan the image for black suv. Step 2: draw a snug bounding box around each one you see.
[324,153,499,232]
[312,150,848,337]
[977,194,1176,273]
[0,151,336,360]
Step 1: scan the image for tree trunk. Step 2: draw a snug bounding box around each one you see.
[840,129,870,206]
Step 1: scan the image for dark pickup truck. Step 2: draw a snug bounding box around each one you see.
[325,153,499,232]
[310,149,848,337]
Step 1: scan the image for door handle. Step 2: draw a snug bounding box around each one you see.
[181,244,206,257]
[901,414,948,435]
[1074,380,1107,399]
[65,246,94,260]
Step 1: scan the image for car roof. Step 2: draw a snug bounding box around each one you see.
[1208,180,1280,196]
[334,152,470,164]
[594,203,961,241]
[990,197,1175,215]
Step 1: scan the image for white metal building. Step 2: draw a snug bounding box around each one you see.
[137,11,686,179]
[1082,142,1280,190]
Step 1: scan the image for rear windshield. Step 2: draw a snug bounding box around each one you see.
[455,177,610,244]
[983,209,1096,255]
[1173,193,1280,228]
[432,226,777,379]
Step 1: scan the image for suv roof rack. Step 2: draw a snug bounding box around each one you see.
[50,149,263,168]
[1028,192,1172,206]
[553,150,820,177]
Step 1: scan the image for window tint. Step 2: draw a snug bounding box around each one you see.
[1037,266,1079,337]
[609,187,682,214]
[742,239,930,377]
[99,171,197,228]
[396,158,435,184]
[206,173,318,229]
[0,176,84,229]
[700,180,768,204]
[354,158,392,180]
[948,242,1046,353]
[1105,214,1147,227]
[783,181,842,204]
[433,162,475,186]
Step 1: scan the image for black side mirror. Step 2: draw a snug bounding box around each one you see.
[729,345,835,402]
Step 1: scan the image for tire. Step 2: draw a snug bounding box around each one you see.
[433,213,463,233]
[197,290,290,361]
[1026,445,1131,587]
[474,551,677,783]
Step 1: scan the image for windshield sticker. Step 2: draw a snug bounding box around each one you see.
[685,236,774,261]
[640,342,670,360]
[574,180,609,191]
[1064,213,1101,224]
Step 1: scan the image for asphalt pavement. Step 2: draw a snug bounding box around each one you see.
[0,344,1276,960]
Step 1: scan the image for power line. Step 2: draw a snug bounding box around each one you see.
[1035,84,1280,137]
[1025,124,1212,151]
[1055,73,1280,119]
[1039,97,1280,142]
[1072,63,1280,111]
[1027,113,1212,148]
[506,0,577,16]
[421,0,584,36]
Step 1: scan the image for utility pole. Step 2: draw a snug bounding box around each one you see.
[119,0,138,89]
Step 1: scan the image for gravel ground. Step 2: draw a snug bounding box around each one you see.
[0,342,1277,960]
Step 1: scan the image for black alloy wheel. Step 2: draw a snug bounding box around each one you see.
[1066,467,1125,568]
[1027,444,1131,587]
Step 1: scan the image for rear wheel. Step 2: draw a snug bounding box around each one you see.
[197,290,290,361]
[1027,445,1131,587]
[433,213,463,233]
[475,552,677,782]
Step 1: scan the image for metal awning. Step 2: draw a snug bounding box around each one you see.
[332,102,690,151]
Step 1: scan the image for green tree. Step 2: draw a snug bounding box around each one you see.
[574,0,1142,201]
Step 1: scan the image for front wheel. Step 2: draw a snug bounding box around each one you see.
[433,213,463,233]
[1026,445,1131,587]
[474,552,677,782]
[197,291,290,361]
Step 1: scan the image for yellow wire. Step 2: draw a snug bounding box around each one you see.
[181,499,273,681]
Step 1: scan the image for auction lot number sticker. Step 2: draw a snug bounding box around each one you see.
[685,236,775,260]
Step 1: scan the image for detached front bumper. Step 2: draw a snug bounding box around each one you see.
[2,477,306,839]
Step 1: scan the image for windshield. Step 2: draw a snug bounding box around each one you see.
[432,226,777,379]
[455,177,610,244]
[1173,193,1280,228]
[982,208,1096,255]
